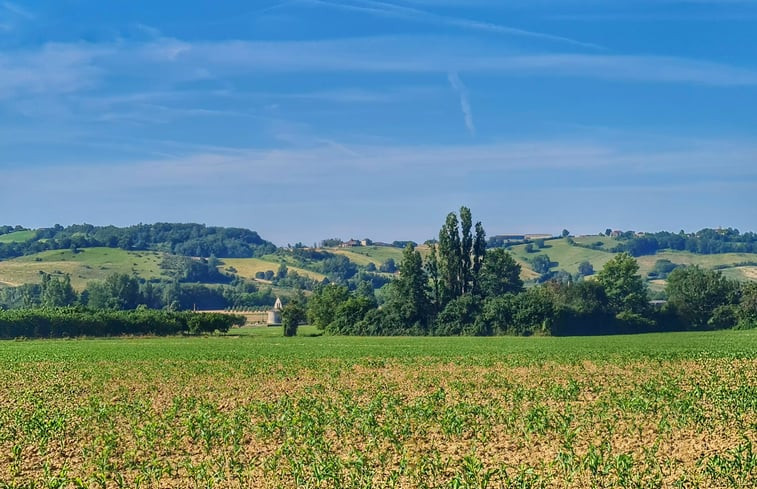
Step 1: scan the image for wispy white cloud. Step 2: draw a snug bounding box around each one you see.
[3,135,755,242]
[1,35,755,107]
[306,0,603,49]
[0,43,109,100]
[447,72,475,135]
[2,1,33,19]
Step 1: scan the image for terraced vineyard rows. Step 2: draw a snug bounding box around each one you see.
[0,331,755,488]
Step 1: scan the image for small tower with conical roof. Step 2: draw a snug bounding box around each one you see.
[267,297,283,326]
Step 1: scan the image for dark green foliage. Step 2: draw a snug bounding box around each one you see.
[282,298,307,337]
[317,255,358,282]
[736,283,757,329]
[606,228,757,256]
[596,253,649,317]
[40,273,78,307]
[0,308,244,339]
[392,240,417,249]
[437,207,486,304]
[85,273,141,310]
[648,259,679,279]
[531,254,553,275]
[307,284,350,330]
[577,261,594,277]
[320,238,343,247]
[328,295,376,335]
[0,223,276,260]
[391,244,433,333]
[666,266,739,329]
[434,295,481,336]
[160,255,229,283]
[479,249,523,298]
[379,258,396,273]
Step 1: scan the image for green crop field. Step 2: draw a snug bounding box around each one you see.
[1,330,755,488]
[0,230,36,244]
[0,248,166,290]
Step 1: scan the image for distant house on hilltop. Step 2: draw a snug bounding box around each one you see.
[340,239,361,248]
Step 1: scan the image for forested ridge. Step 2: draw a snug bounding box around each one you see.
[0,223,276,260]
[582,228,757,256]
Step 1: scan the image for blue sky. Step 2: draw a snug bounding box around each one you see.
[1,0,756,244]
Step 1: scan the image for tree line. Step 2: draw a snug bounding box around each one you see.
[0,307,245,339]
[574,228,757,256]
[0,273,277,311]
[0,223,276,260]
[296,208,757,336]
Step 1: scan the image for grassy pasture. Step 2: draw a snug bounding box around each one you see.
[0,330,754,488]
[507,238,616,276]
[507,238,757,283]
[721,266,757,282]
[328,245,406,267]
[0,230,36,243]
[0,248,165,290]
[220,257,326,282]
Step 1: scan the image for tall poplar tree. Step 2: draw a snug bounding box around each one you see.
[437,207,486,305]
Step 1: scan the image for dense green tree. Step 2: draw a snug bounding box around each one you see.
[479,249,523,298]
[434,295,481,336]
[666,266,738,329]
[437,207,486,303]
[577,261,594,277]
[40,273,77,307]
[531,254,553,275]
[477,294,517,335]
[425,244,442,312]
[307,284,350,330]
[737,282,757,329]
[282,297,307,337]
[328,295,376,334]
[596,253,648,316]
[379,258,396,273]
[511,287,556,335]
[438,211,462,302]
[384,243,432,333]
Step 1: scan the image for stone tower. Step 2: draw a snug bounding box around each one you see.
[267,297,283,326]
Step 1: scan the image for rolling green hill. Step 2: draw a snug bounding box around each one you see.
[1,235,755,294]
[0,248,166,290]
[507,236,757,286]
[328,245,406,266]
[0,230,36,243]
[219,257,326,282]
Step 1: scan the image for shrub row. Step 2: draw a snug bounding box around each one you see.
[0,307,246,339]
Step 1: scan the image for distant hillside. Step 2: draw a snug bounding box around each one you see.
[507,235,757,289]
[0,223,276,260]
[0,248,167,290]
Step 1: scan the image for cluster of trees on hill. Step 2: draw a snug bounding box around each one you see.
[0,223,276,260]
[0,272,277,311]
[573,228,757,256]
[296,208,757,336]
[0,308,245,339]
